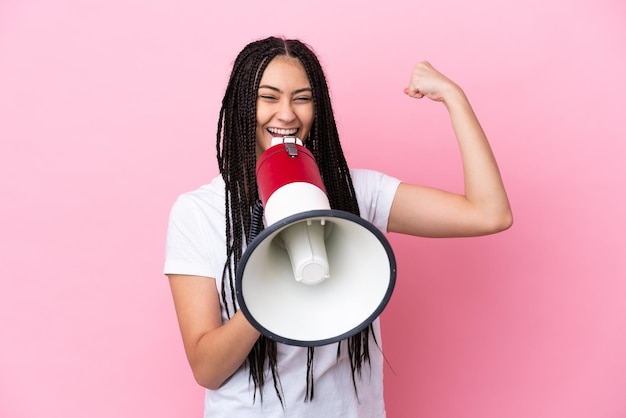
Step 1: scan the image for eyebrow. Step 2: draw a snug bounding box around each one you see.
[258,85,312,95]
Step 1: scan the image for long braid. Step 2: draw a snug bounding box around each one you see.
[296,40,374,397]
[296,46,374,400]
[217,37,376,406]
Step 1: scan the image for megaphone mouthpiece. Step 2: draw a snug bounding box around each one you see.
[270,136,303,147]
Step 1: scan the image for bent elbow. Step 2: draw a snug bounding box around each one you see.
[487,208,513,234]
[200,380,223,391]
[502,211,514,231]
[188,357,230,391]
[192,368,224,391]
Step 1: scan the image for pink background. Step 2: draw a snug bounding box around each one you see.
[1,1,625,417]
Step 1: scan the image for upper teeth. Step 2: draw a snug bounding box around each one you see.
[268,128,297,135]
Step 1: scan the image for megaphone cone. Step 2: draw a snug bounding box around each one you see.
[236,137,396,347]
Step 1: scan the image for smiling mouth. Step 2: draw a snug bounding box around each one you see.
[267,127,298,136]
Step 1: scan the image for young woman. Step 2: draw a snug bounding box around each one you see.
[164,36,512,417]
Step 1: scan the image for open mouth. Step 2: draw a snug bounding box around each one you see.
[267,127,299,137]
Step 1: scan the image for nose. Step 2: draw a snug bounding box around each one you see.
[276,99,296,123]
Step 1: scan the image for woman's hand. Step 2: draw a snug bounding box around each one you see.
[389,61,513,238]
[404,61,459,103]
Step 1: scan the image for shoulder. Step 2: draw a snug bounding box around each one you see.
[349,169,401,230]
[167,175,226,238]
[164,175,226,277]
[171,175,225,216]
[349,168,401,197]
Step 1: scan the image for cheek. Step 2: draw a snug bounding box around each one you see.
[255,107,264,127]
[303,107,314,130]
[256,101,271,125]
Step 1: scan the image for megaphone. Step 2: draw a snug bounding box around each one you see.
[236,136,396,347]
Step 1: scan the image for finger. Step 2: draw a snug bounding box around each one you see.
[404,87,424,98]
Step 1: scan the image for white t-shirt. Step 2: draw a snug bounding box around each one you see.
[164,169,401,417]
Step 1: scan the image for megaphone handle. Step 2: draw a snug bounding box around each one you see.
[248,200,265,243]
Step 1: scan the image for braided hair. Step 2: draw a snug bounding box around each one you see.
[216,36,376,405]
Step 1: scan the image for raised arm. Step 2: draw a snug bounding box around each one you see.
[168,274,260,390]
[387,61,513,237]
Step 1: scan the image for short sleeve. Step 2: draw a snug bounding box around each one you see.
[163,194,219,278]
[350,169,401,232]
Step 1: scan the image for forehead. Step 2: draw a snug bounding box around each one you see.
[259,56,310,86]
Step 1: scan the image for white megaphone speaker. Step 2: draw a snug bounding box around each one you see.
[236,136,396,347]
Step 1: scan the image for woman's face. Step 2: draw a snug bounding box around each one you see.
[255,56,314,159]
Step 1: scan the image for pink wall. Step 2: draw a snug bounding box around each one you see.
[1,1,625,417]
